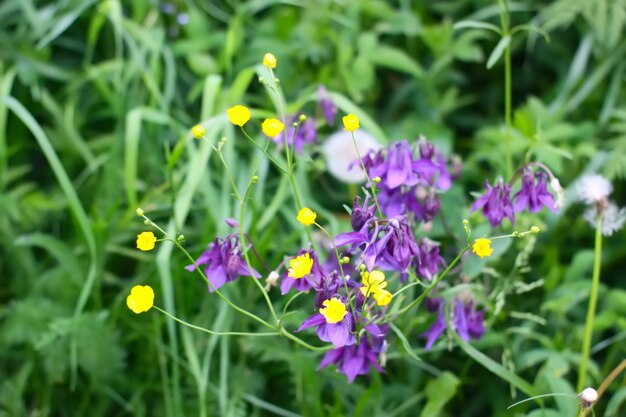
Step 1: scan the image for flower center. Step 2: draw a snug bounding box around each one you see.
[319,298,347,324]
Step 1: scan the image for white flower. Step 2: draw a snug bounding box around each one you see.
[584,202,626,236]
[321,129,381,183]
[578,387,598,409]
[576,174,612,204]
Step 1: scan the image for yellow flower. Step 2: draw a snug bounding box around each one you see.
[263,53,277,69]
[227,105,251,127]
[472,238,493,258]
[136,231,157,251]
[296,207,317,226]
[192,125,205,139]
[319,298,347,324]
[342,114,360,132]
[288,253,313,279]
[374,289,392,307]
[261,118,285,137]
[360,270,387,297]
[126,285,154,314]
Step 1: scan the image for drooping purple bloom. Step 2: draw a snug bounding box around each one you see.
[422,298,485,350]
[378,217,420,273]
[280,249,323,295]
[471,177,515,227]
[186,234,260,292]
[275,115,317,154]
[513,170,557,213]
[350,195,377,231]
[319,337,385,382]
[414,239,445,280]
[318,86,337,125]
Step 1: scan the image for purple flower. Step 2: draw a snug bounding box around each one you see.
[422,298,485,350]
[320,337,385,382]
[186,234,260,292]
[350,195,377,231]
[471,178,515,227]
[318,86,337,125]
[275,115,317,154]
[414,239,445,280]
[513,170,557,213]
[297,308,356,348]
[280,249,322,295]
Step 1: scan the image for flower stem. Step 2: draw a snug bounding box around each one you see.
[498,0,514,179]
[577,214,604,392]
[350,131,383,218]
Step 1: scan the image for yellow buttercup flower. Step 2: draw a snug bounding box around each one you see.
[360,270,387,297]
[261,118,284,137]
[472,238,493,258]
[263,53,277,69]
[288,253,314,279]
[136,231,157,251]
[126,285,154,314]
[296,207,317,226]
[319,298,347,324]
[374,289,392,306]
[342,114,360,132]
[227,105,251,127]
[192,125,206,139]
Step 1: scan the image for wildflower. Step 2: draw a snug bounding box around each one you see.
[320,298,347,324]
[275,114,316,154]
[261,118,285,138]
[350,195,377,231]
[227,105,251,127]
[126,285,154,314]
[296,207,317,226]
[584,203,626,236]
[577,174,612,205]
[422,298,485,350]
[191,125,205,139]
[414,238,445,280]
[373,289,392,306]
[342,114,360,132]
[322,129,381,183]
[513,170,557,213]
[360,270,387,297]
[136,231,157,251]
[288,253,314,279]
[550,177,565,209]
[578,387,598,409]
[317,86,337,125]
[472,238,493,258]
[185,234,260,292]
[471,178,515,227]
[262,53,277,69]
[319,337,384,383]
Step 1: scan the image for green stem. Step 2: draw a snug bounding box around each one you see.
[279,328,332,352]
[577,214,604,392]
[350,131,383,218]
[499,0,514,179]
[239,126,288,174]
[154,306,277,337]
[392,245,471,318]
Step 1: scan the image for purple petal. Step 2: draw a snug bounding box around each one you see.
[297,313,326,332]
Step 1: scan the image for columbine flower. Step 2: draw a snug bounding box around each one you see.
[577,174,612,205]
[472,238,493,258]
[261,118,285,138]
[319,337,384,383]
[414,238,445,280]
[192,125,206,139]
[136,232,157,251]
[318,86,337,125]
[227,105,251,127]
[185,234,260,292]
[350,195,377,231]
[298,299,356,348]
[262,53,277,69]
[584,203,626,236]
[126,285,154,314]
[513,170,557,213]
[275,114,317,154]
[320,298,347,323]
[471,177,515,227]
[342,114,359,132]
[422,298,485,350]
[288,253,314,278]
[296,207,317,226]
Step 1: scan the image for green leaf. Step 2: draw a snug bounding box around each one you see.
[606,386,626,417]
[390,324,421,362]
[453,20,501,34]
[419,372,460,417]
[486,35,511,69]
[366,45,423,78]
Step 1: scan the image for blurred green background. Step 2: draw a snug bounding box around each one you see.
[1,0,626,416]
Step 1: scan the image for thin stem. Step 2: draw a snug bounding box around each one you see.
[239,126,288,174]
[279,327,332,352]
[577,213,604,392]
[581,359,626,417]
[392,245,471,318]
[350,131,383,218]
[498,0,514,179]
[153,306,277,337]
[213,144,243,203]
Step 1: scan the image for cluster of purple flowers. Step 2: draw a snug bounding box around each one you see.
[472,168,558,227]
[422,297,485,350]
[358,140,454,222]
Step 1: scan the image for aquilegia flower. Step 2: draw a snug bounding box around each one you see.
[319,336,385,383]
[317,86,337,125]
[413,238,445,280]
[471,177,515,227]
[185,234,260,292]
[298,298,356,348]
[513,169,557,213]
[422,298,485,350]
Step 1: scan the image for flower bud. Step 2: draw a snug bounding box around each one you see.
[298,114,307,122]
[340,256,350,264]
[136,208,144,216]
[530,226,540,234]
[251,175,259,183]
[373,176,381,184]
[177,234,185,243]
[578,387,598,409]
